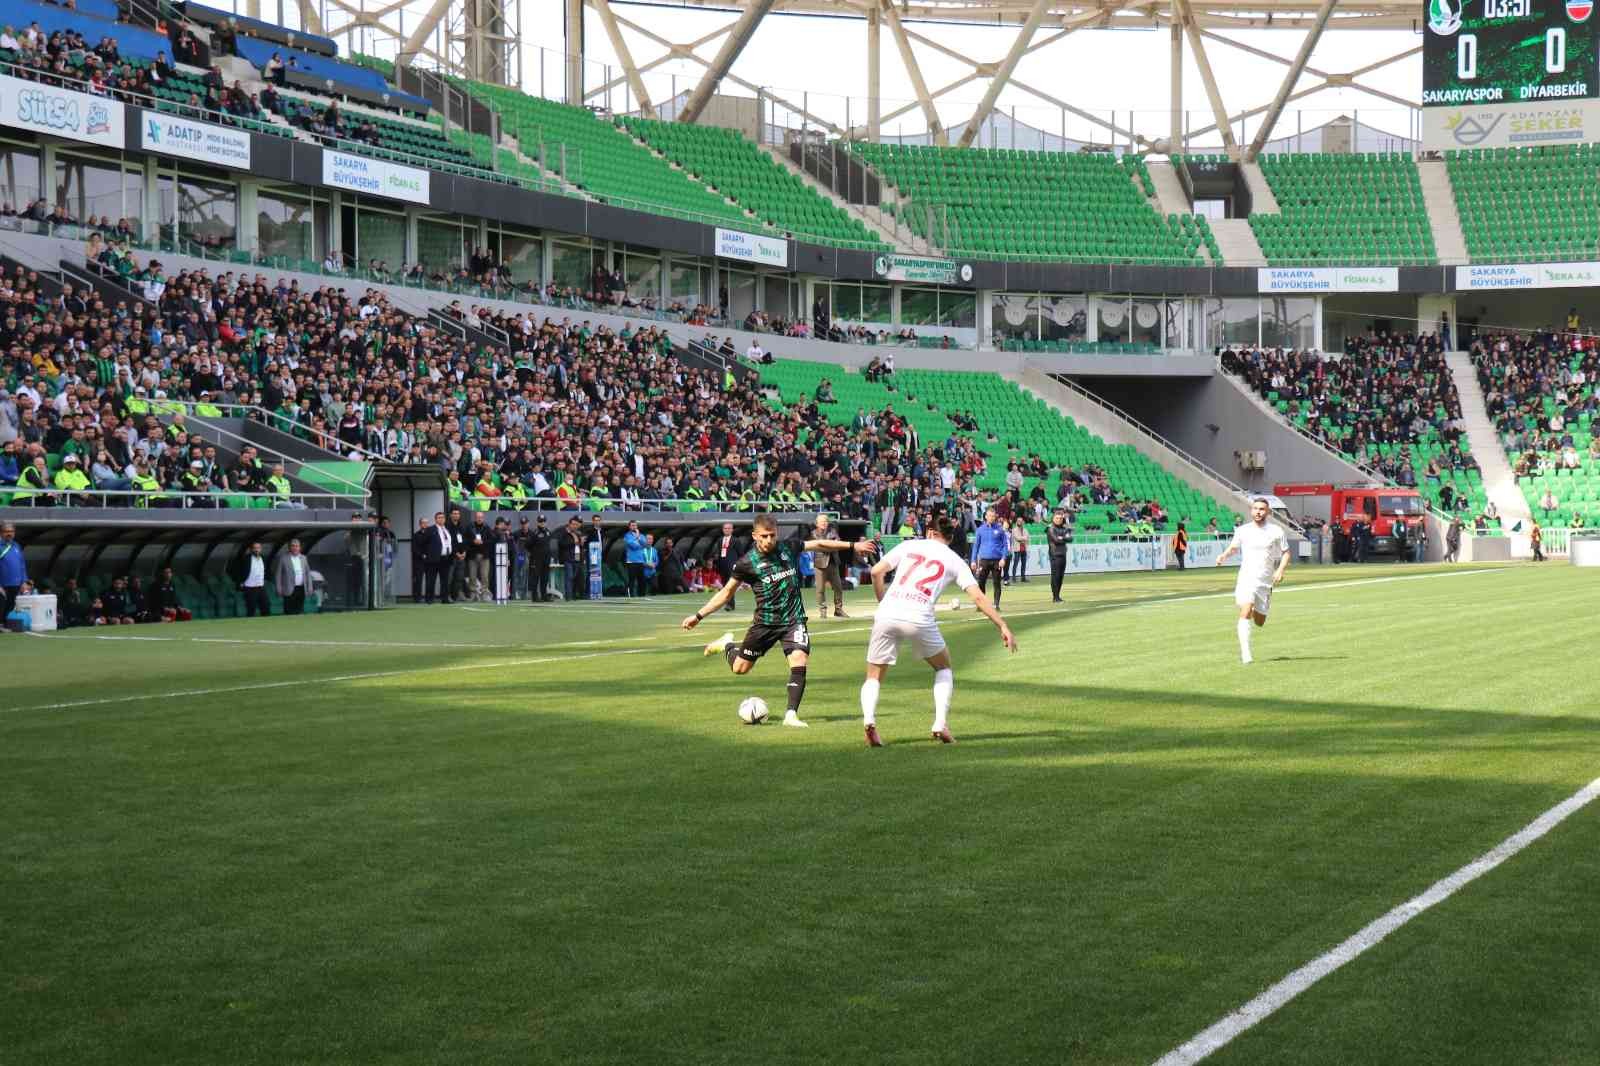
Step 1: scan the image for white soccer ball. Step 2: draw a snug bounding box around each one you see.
[738,697,769,725]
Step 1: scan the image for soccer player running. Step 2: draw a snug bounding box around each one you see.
[683,514,874,728]
[1215,497,1290,664]
[860,515,1016,747]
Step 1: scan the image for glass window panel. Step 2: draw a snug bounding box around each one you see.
[502,232,542,285]
[1039,295,1086,343]
[257,191,319,263]
[939,290,975,329]
[177,175,237,252]
[1131,297,1162,347]
[1261,296,1315,350]
[1202,297,1260,348]
[900,287,939,326]
[828,283,859,321]
[1097,296,1130,344]
[861,284,892,323]
[1164,298,1185,350]
[56,156,128,226]
[417,219,463,274]
[991,293,1036,346]
[356,208,404,272]
[0,146,40,216]
[667,259,698,305]
[550,240,589,289]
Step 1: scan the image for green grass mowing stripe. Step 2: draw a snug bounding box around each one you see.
[1154,774,1600,1066]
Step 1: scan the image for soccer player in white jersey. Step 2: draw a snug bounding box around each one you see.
[859,515,1016,747]
[1215,497,1290,664]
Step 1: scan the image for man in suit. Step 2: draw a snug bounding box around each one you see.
[558,516,586,602]
[811,513,848,619]
[274,539,310,615]
[444,508,468,602]
[712,521,743,613]
[411,516,431,602]
[424,510,454,603]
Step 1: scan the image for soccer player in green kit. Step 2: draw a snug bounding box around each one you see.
[683,513,875,727]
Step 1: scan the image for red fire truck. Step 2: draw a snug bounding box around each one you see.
[1273,483,1428,555]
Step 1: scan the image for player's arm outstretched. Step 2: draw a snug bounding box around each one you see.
[805,536,876,558]
[682,578,743,630]
[964,585,1017,651]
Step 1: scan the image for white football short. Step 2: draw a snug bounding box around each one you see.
[1235,580,1274,616]
[866,616,947,666]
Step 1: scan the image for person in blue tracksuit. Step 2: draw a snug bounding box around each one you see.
[0,522,27,623]
[971,507,1009,607]
[623,520,649,598]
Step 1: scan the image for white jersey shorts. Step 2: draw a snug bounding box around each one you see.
[866,616,948,666]
[1235,578,1275,616]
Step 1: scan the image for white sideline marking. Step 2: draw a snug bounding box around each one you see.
[1152,774,1600,1066]
[3,647,668,715]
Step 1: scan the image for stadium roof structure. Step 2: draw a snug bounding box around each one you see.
[548,0,1421,161]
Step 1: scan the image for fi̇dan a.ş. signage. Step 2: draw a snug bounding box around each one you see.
[322,151,430,205]
[713,228,788,267]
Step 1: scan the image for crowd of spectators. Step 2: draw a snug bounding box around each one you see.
[1472,328,1600,481]
[1222,333,1478,487]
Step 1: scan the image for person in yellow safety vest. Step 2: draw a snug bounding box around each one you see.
[53,454,91,504]
[501,473,528,510]
[473,471,501,512]
[446,470,467,506]
[14,455,54,506]
[130,457,165,507]
[735,488,755,512]
[682,484,706,513]
[267,462,305,509]
[125,393,151,416]
[555,478,580,510]
[586,482,612,512]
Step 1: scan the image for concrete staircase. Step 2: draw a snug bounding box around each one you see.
[1013,365,1253,511]
[1209,218,1265,266]
[766,148,929,254]
[1418,159,1469,265]
[1444,351,1533,538]
[1146,161,1192,218]
[1240,160,1280,213]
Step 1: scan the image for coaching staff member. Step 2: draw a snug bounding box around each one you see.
[972,507,1009,608]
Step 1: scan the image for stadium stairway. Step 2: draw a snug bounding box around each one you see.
[1013,366,1252,513]
[765,148,932,255]
[1417,160,1469,265]
[1240,160,1281,212]
[1208,218,1263,266]
[1214,365,1384,486]
[1145,161,1193,221]
[1443,351,1534,538]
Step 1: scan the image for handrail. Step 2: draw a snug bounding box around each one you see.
[130,398,383,483]
[1022,364,1260,506]
[3,487,363,508]
[1213,353,1394,485]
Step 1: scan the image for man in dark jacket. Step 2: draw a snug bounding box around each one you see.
[710,521,743,612]
[524,514,552,602]
[445,508,468,602]
[1047,510,1072,603]
[558,516,586,602]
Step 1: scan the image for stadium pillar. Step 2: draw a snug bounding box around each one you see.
[564,0,584,106]
[1245,0,1338,161]
[1172,0,1237,158]
[1169,15,1182,153]
[866,7,880,141]
[678,0,777,125]
[139,153,158,243]
[881,0,945,146]
[238,181,259,258]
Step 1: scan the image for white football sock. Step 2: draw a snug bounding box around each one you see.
[1237,617,1252,660]
[860,678,880,726]
[931,668,954,731]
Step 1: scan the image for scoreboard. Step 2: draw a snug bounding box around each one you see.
[1422,0,1598,106]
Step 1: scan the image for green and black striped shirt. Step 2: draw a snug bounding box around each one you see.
[732,538,808,627]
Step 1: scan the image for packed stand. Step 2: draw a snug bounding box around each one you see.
[1472,324,1600,527]
[1221,333,1489,518]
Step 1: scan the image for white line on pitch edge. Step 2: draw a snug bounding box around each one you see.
[1152,773,1600,1066]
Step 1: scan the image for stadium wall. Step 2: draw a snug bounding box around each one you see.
[1079,372,1378,495]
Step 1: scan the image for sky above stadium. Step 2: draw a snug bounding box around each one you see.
[525,4,1424,146]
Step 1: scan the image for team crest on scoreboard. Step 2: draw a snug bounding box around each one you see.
[1568,0,1593,22]
[1428,0,1462,34]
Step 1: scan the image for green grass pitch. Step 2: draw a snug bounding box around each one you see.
[4,563,1599,1065]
